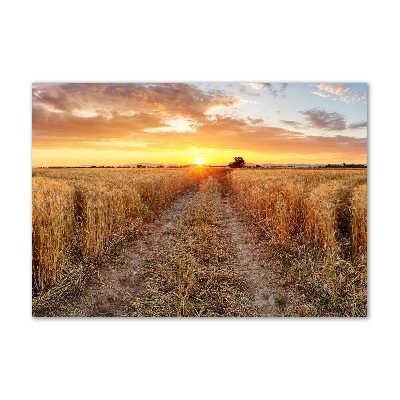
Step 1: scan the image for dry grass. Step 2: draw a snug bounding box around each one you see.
[128,176,255,317]
[228,168,367,316]
[32,166,367,317]
[229,169,367,255]
[32,178,76,292]
[305,180,353,256]
[32,167,215,299]
[352,184,367,258]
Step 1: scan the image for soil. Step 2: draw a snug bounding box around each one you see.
[36,182,303,317]
[220,196,283,316]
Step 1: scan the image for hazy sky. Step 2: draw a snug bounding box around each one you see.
[32,82,367,166]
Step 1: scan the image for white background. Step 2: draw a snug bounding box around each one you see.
[1,1,399,399]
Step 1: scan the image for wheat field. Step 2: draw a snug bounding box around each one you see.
[32,168,210,295]
[228,168,367,315]
[32,167,367,316]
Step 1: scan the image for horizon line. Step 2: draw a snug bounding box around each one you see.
[32,162,368,168]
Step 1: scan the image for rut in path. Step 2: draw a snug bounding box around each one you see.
[220,196,284,316]
[37,189,198,317]
[36,178,301,317]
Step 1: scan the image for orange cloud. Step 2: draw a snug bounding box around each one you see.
[310,83,367,104]
[32,83,367,164]
[33,83,238,120]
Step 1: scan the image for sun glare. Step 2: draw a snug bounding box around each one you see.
[195,159,205,165]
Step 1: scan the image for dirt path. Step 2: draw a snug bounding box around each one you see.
[220,195,303,316]
[38,189,197,317]
[220,196,280,316]
[36,177,302,317]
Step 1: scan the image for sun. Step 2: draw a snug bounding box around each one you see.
[194,159,205,165]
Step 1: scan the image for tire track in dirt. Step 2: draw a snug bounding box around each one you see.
[221,193,304,317]
[37,189,198,317]
[220,196,282,316]
[36,174,302,317]
[127,177,257,317]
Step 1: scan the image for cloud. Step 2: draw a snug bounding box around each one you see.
[32,102,170,147]
[279,83,288,95]
[32,83,367,162]
[261,83,288,98]
[280,120,303,129]
[32,83,239,121]
[239,86,260,97]
[348,121,367,129]
[310,91,330,98]
[241,83,288,98]
[32,83,241,148]
[310,83,367,104]
[190,118,366,159]
[33,108,367,162]
[241,83,266,90]
[301,108,346,131]
[247,117,264,125]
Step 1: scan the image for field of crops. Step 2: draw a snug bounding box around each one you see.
[228,168,367,315]
[32,167,213,295]
[32,167,367,316]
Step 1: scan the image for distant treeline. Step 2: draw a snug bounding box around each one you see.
[315,164,367,169]
[35,165,193,169]
[250,164,367,169]
[127,165,191,168]
[34,163,367,169]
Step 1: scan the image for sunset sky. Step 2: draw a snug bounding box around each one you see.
[32,82,367,166]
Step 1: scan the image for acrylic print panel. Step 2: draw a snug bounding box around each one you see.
[32,82,367,317]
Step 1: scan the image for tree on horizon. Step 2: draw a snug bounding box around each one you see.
[228,157,246,168]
